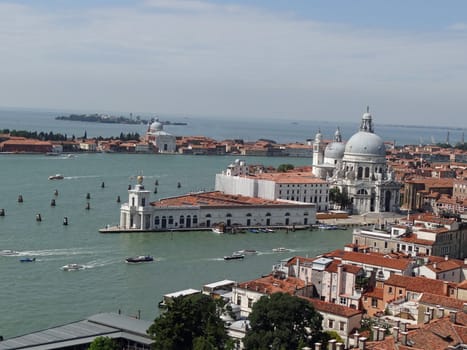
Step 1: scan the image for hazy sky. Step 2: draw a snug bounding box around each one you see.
[1,0,467,126]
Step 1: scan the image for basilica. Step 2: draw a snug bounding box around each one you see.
[312,109,401,214]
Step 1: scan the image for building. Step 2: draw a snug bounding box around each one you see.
[312,109,401,214]
[215,159,330,211]
[117,176,316,231]
[0,313,153,350]
[146,119,176,153]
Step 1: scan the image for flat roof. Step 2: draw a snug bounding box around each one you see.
[0,313,153,350]
[164,288,201,298]
[203,279,236,289]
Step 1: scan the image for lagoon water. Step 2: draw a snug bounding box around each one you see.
[0,107,464,339]
[0,153,352,339]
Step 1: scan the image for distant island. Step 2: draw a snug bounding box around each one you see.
[55,113,187,126]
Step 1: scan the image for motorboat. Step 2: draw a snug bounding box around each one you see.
[125,255,154,264]
[223,252,245,261]
[0,249,19,256]
[211,223,225,234]
[272,247,290,252]
[318,224,339,230]
[61,263,84,271]
[235,249,257,255]
[20,257,36,262]
[49,174,64,180]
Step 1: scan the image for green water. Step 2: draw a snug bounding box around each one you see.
[0,153,351,338]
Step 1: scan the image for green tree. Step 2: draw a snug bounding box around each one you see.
[277,164,294,172]
[243,293,328,350]
[147,294,229,350]
[88,336,118,350]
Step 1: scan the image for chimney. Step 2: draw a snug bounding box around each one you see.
[438,307,445,318]
[359,337,367,350]
[328,339,336,350]
[443,281,449,296]
[429,307,435,320]
[464,258,467,265]
[433,262,437,269]
[353,331,360,348]
[400,322,407,332]
[378,327,385,341]
[393,326,400,341]
[450,310,458,324]
[314,343,322,350]
[424,311,431,324]
[335,343,344,350]
[401,332,408,346]
[445,254,449,261]
[372,327,379,341]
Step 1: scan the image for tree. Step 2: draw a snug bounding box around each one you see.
[243,293,328,350]
[147,294,229,350]
[277,164,294,172]
[329,187,351,210]
[88,336,118,350]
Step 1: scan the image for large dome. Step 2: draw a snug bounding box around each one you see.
[149,120,163,132]
[324,142,345,159]
[344,131,386,157]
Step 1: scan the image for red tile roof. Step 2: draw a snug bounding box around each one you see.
[300,296,363,318]
[419,292,464,310]
[385,275,453,295]
[324,250,412,271]
[151,191,313,208]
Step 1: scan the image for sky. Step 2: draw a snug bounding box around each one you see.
[1,0,467,126]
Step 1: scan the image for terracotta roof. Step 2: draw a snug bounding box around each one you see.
[151,191,313,208]
[285,256,317,267]
[237,275,305,295]
[385,275,452,295]
[324,250,411,271]
[406,317,466,350]
[399,234,434,246]
[300,297,363,318]
[425,259,464,273]
[364,287,384,299]
[419,292,464,310]
[324,260,364,275]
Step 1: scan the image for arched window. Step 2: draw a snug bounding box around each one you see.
[357,167,363,179]
[246,213,252,217]
[285,212,290,216]
[205,213,211,218]
[364,167,370,178]
[154,216,160,225]
[226,213,232,217]
[193,215,198,224]
[168,216,174,224]
[179,215,185,224]
[266,213,271,216]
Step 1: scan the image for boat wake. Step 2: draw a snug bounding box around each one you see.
[18,248,101,257]
[83,257,120,269]
[64,175,101,180]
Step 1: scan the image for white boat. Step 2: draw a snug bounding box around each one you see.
[49,174,64,180]
[61,263,84,271]
[211,223,225,234]
[235,249,258,255]
[272,247,290,252]
[0,249,19,256]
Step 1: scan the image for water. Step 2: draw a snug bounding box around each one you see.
[0,107,464,339]
[0,107,465,145]
[0,153,352,339]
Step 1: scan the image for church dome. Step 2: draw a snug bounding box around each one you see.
[344,108,386,157]
[344,131,386,157]
[149,120,163,132]
[324,141,345,159]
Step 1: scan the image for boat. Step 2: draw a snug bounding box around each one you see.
[61,263,84,271]
[125,255,154,264]
[20,257,36,262]
[235,249,257,255]
[272,247,290,252]
[48,174,64,180]
[318,224,339,230]
[0,249,19,256]
[211,223,225,234]
[223,252,245,260]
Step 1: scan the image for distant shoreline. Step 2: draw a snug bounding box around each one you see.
[55,114,187,126]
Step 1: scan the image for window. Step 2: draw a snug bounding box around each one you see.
[154,216,160,225]
[236,296,241,305]
[339,322,345,331]
[384,242,388,249]
[371,298,378,308]
[340,297,347,305]
[388,287,393,293]
[247,298,253,308]
[168,216,174,224]
[179,215,184,224]
[193,215,198,224]
[328,319,334,328]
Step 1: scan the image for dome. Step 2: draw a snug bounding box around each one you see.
[324,141,345,160]
[149,120,163,132]
[344,131,386,157]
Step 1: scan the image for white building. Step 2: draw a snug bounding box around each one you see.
[146,119,176,153]
[118,176,316,231]
[312,108,401,214]
[215,160,330,212]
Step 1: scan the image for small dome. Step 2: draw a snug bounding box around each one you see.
[324,141,345,160]
[344,131,386,157]
[149,120,163,132]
